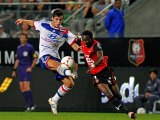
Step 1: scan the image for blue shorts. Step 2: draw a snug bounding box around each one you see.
[17,65,31,81]
[39,54,66,81]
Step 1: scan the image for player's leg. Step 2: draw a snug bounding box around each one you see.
[110,84,136,119]
[39,55,74,77]
[108,67,136,119]
[46,58,61,70]
[93,66,136,119]
[18,67,35,112]
[97,83,135,119]
[48,77,74,115]
[18,67,30,111]
[110,84,122,101]
[19,81,32,111]
[39,55,76,114]
[22,81,36,111]
[51,77,74,103]
[97,83,128,112]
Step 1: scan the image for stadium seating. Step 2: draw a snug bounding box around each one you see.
[153,100,160,113]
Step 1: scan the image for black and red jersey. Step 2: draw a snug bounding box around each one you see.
[81,40,108,75]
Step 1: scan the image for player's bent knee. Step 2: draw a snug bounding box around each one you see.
[65,81,74,88]
[108,95,115,101]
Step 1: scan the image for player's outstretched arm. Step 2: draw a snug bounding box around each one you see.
[15,19,34,27]
[71,43,81,52]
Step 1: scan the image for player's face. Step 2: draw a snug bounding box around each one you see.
[82,35,93,47]
[51,16,63,28]
[20,35,27,45]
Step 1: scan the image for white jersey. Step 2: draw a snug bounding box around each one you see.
[34,21,77,59]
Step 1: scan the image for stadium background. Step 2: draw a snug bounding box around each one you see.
[1,1,160,119]
[0,38,160,112]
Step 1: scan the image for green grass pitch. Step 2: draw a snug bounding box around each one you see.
[0,112,160,120]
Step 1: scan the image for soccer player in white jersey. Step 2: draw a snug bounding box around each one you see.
[15,8,80,115]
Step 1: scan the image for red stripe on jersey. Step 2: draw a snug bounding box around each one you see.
[60,28,68,34]
[70,38,77,46]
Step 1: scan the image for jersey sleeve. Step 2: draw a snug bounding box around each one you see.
[66,30,77,46]
[34,21,42,31]
[94,42,103,52]
[30,46,38,58]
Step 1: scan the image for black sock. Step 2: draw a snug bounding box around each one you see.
[109,97,129,114]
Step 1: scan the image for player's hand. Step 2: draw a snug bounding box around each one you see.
[77,46,82,52]
[15,19,24,25]
[71,72,78,79]
[86,63,95,74]
[71,63,78,79]
[89,63,95,70]
[73,63,78,71]
[76,33,82,41]
[26,67,32,72]
[12,71,16,77]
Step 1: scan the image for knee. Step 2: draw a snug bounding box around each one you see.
[65,81,75,88]
[20,85,30,92]
[19,86,24,92]
[107,94,114,101]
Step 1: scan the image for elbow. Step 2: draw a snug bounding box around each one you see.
[100,57,104,61]
[98,56,103,62]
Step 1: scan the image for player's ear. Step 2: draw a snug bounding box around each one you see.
[51,17,54,21]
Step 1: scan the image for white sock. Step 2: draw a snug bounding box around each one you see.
[57,66,72,76]
[52,84,72,103]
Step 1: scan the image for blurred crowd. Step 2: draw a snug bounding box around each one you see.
[0,0,135,38]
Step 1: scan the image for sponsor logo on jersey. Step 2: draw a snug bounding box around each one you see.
[128,39,145,66]
[48,34,59,42]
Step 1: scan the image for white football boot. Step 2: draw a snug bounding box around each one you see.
[48,98,58,115]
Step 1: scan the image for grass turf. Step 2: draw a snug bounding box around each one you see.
[0,112,160,120]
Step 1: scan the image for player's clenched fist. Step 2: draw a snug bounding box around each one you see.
[15,19,24,25]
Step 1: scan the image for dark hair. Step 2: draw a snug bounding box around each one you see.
[149,68,158,75]
[51,8,64,17]
[81,30,93,40]
[20,33,28,39]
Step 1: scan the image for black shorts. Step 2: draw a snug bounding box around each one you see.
[91,67,117,86]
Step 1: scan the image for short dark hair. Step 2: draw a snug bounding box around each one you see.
[51,8,64,17]
[81,30,93,40]
[149,68,158,75]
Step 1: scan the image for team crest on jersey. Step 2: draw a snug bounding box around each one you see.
[23,51,28,57]
[128,39,145,66]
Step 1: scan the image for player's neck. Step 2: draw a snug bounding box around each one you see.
[50,22,60,29]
